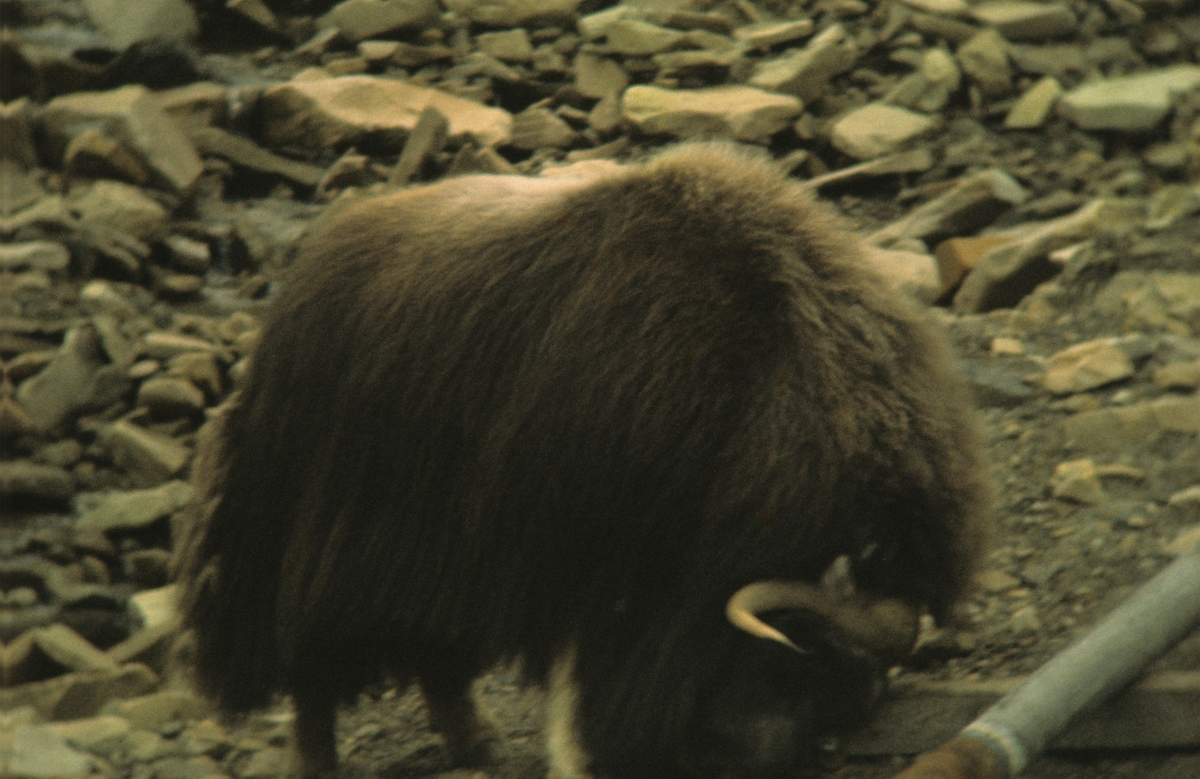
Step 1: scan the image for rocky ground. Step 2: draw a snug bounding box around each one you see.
[6,0,1200,777]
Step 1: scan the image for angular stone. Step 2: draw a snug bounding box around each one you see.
[653,47,743,77]
[1004,75,1062,129]
[140,332,219,359]
[957,28,1012,97]
[106,690,211,731]
[954,199,1143,313]
[1059,65,1200,132]
[79,280,140,320]
[1063,394,1200,451]
[574,52,629,100]
[82,0,198,49]
[189,126,323,187]
[934,235,1015,293]
[0,461,75,504]
[509,107,577,150]
[164,235,211,274]
[45,716,131,752]
[1050,459,1105,504]
[138,376,207,418]
[622,84,802,142]
[16,326,130,432]
[63,128,155,184]
[316,0,439,42]
[443,0,580,26]
[42,85,202,193]
[75,480,193,533]
[227,0,278,30]
[476,29,535,62]
[129,584,180,633]
[899,0,971,13]
[733,19,815,50]
[73,180,170,243]
[1114,273,1200,334]
[387,105,449,186]
[259,76,513,150]
[605,19,686,55]
[35,624,120,673]
[242,747,290,779]
[970,1,1077,40]
[153,81,229,128]
[8,664,159,721]
[1155,360,1200,391]
[0,96,40,168]
[0,241,70,273]
[801,149,934,191]
[98,420,191,482]
[748,23,858,102]
[1041,339,1135,394]
[830,103,938,160]
[10,724,91,779]
[578,5,629,39]
[871,168,1028,247]
[956,360,1036,408]
[1168,486,1200,508]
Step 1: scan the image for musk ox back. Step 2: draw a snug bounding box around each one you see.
[175,143,990,779]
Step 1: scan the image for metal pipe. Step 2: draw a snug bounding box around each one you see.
[893,541,1200,779]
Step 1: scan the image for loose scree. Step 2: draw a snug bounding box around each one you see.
[174,143,991,779]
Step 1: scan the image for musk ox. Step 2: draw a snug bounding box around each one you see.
[175,143,990,779]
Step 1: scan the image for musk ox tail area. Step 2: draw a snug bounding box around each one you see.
[174,141,990,778]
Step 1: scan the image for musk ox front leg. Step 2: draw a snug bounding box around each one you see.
[419,659,505,768]
[291,687,339,778]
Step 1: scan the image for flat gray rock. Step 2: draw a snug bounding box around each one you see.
[1059,65,1200,132]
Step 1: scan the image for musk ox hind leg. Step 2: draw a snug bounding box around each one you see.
[290,686,339,778]
[418,652,506,768]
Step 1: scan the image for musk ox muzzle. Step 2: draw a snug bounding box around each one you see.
[174,142,990,779]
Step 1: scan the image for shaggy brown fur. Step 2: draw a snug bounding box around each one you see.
[175,143,990,778]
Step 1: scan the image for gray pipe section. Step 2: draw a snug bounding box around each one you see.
[959,541,1200,776]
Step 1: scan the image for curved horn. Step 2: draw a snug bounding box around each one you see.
[725,580,920,663]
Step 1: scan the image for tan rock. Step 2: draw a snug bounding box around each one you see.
[0,241,70,273]
[476,29,535,63]
[259,76,513,150]
[1041,339,1135,394]
[1154,359,1200,390]
[748,23,857,102]
[42,85,202,193]
[605,19,687,56]
[622,84,801,142]
[970,1,1077,40]
[98,419,191,482]
[1004,76,1062,129]
[443,0,581,26]
[733,19,814,50]
[934,235,1016,294]
[954,200,1143,314]
[73,180,170,243]
[574,52,629,100]
[82,0,198,48]
[317,0,439,41]
[830,103,937,160]
[871,169,1028,247]
[1050,458,1105,504]
[957,28,1012,97]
